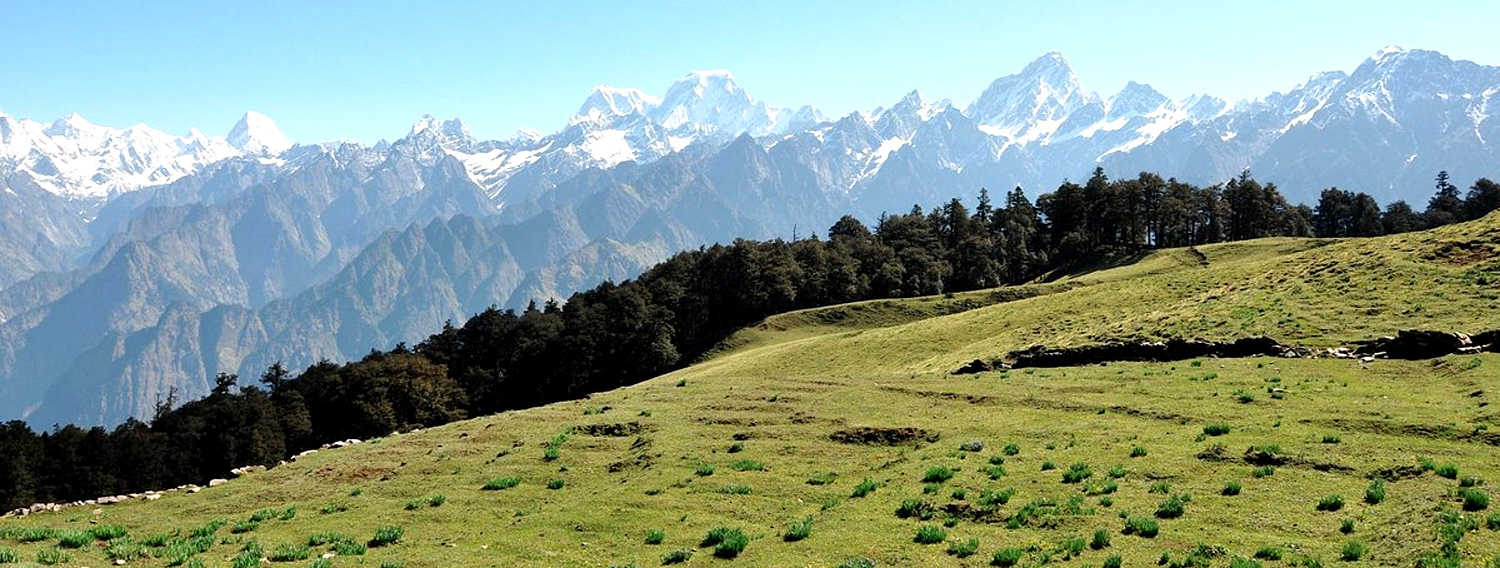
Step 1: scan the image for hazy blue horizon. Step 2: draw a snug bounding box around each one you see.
[4,0,1496,143]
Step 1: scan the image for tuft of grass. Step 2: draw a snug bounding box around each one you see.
[36,547,69,566]
[1040,460,1057,471]
[701,527,748,559]
[1149,481,1172,494]
[913,524,947,544]
[546,478,566,490]
[1156,494,1187,518]
[1061,462,1093,483]
[851,478,878,498]
[959,440,985,452]
[993,547,1026,567]
[1223,481,1243,495]
[1130,445,1148,457]
[428,493,446,506]
[332,540,366,556]
[269,542,312,562]
[1102,554,1123,568]
[1108,465,1128,478]
[249,508,280,522]
[731,459,765,471]
[947,537,979,558]
[1091,528,1111,550]
[1253,465,1277,478]
[483,476,522,490]
[1204,423,1232,436]
[56,530,91,549]
[369,526,404,547]
[232,521,260,533]
[1123,516,1160,538]
[1365,478,1386,504]
[0,547,17,563]
[1461,475,1483,488]
[105,538,145,561]
[1316,494,1345,512]
[644,529,665,545]
[1341,518,1356,534]
[1435,463,1459,479]
[1321,433,1341,444]
[695,463,716,476]
[783,516,814,542]
[720,484,752,495]
[1341,541,1367,561]
[806,472,836,485]
[988,455,1006,465]
[662,548,693,564]
[1254,546,1283,560]
[1002,442,1021,456]
[727,442,744,453]
[90,524,129,541]
[922,465,954,483]
[1461,487,1490,511]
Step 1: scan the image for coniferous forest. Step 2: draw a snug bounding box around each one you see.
[1,169,1497,511]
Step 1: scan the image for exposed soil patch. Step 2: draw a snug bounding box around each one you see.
[575,422,649,437]
[829,426,939,446]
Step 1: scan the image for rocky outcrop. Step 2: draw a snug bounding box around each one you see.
[1353,330,1498,359]
[954,330,1500,373]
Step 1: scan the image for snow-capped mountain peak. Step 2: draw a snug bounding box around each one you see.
[968,50,1093,137]
[227,111,293,156]
[573,86,661,125]
[1106,81,1171,119]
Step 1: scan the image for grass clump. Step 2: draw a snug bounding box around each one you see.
[90,524,129,541]
[947,537,980,558]
[1103,555,1123,568]
[1149,481,1172,494]
[720,483,752,495]
[806,472,836,485]
[1108,465,1128,479]
[895,498,935,520]
[1321,434,1341,444]
[0,547,17,563]
[269,542,311,561]
[662,548,693,564]
[105,538,145,561]
[1316,494,1345,511]
[1254,546,1283,560]
[1365,478,1386,504]
[1156,494,1188,518]
[1341,518,1356,534]
[332,540,366,556]
[644,529,666,545]
[1040,460,1057,471]
[1002,442,1021,455]
[701,527,748,559]
[1253,465,1276,478]
[56,530,91,548]
[36,547,69,565]
[851,478,878,498]
[1435,463,1459,479]
[232,520,260,533]
[369,526,403,547]
[1123,516,1160,538]
[922,465,954,483]
[1091,528,1111,550]
[1461,475,1483,488]
[913,524,947,544]
[249,508,280,522]
[783,516,814,542]
[1223,481,1243,495]
[483,476,521,490]
[731,459,765,471]
[1204,423,1232,436]
[1130,445,1148,457]
[695,463,716,476]
[1061,462,1093,483]
[993,547,1026,567]
[1461,487,1490,511]
[1341,541,1367,561]
[546,478,566,490]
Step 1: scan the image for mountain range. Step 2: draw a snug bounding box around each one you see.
[0,46,1495,427]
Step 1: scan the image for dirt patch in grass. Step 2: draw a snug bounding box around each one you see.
[575,422,650,437]
[312,465,395,483]
[829,427,939,446]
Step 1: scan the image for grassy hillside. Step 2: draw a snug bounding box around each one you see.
[2,213,1498,568]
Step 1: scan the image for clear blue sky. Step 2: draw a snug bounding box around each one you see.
[2,1,1495,143]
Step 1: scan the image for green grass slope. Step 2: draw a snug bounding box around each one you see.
[2,213,1499,568]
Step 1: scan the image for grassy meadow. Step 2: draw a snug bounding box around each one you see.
[1,213,1498,567]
